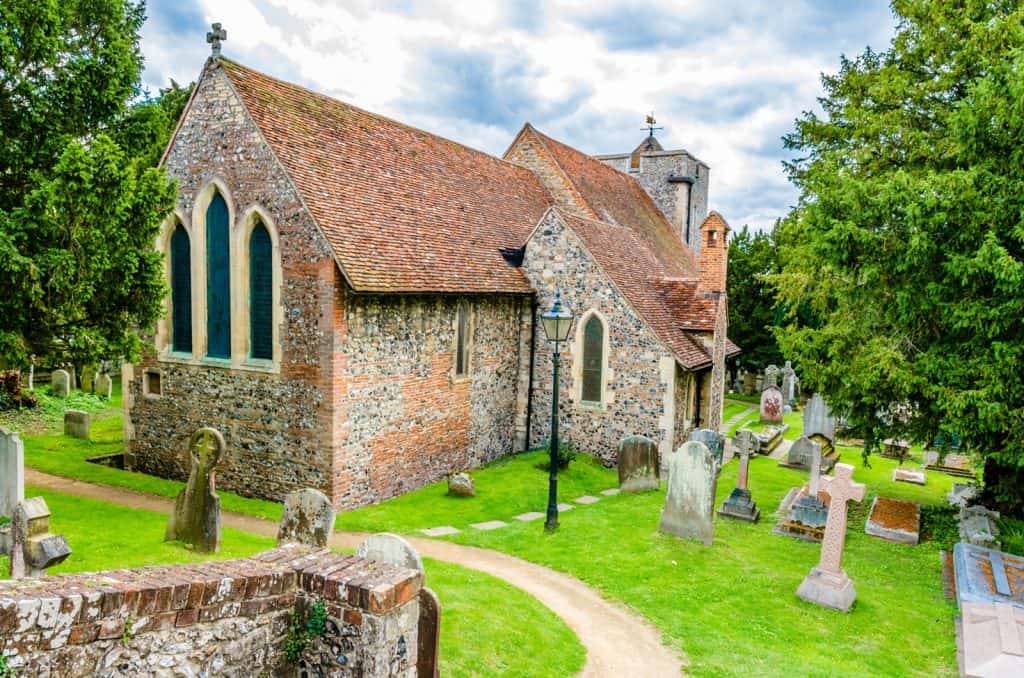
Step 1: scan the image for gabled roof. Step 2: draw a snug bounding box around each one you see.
[217,59,553,294]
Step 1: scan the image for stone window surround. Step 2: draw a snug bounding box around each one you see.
[570,308,612,411]
[450,300,475,383]
[155,178,283,373]
[142,368,162,399]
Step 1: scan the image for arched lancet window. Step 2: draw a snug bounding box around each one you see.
[249,221,273,360]
[581,315,604,403]
[170,223,192,353]
[206,192,231,358]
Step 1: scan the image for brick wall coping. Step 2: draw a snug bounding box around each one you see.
[0,544,423,646]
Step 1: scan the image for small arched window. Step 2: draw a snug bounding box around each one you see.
[170,223,192,353]
[249,221,273,360]
[206,192,231,358]
[581,315,604,403]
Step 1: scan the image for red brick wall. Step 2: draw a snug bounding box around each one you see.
[698,213,729,295]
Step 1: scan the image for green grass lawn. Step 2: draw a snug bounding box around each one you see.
[0,488,584,678]
[722,401,751,424]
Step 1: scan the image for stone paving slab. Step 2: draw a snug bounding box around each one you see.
[557,503,574,512]
[471,520,509,531]
[600,488,621,496]
[515,512,545,522]
[574,495,600,505]
[421,526,460,537]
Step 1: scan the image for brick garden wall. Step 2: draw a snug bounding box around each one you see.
[127,65,341,502]
[332,292,528,508]
[0,545,421,677]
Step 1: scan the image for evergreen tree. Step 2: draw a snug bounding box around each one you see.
[727,223,783,372]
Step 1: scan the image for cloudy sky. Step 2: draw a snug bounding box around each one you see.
[140,0,896,231]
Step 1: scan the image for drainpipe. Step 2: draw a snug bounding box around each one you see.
[524,296,538,453]
[694,370,704,429]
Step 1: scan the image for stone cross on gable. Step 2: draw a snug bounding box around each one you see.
[817,463,865,574]
[207,23,227,56]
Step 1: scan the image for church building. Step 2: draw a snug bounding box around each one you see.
[123,52,739,509]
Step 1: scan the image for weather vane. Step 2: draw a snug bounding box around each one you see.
[207,22,227,57]
[643,113,663,139]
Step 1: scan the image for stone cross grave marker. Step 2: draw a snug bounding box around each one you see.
[617,434,659,492]
[689,428,725,471]
[356,533,439,678]
[659,441,716,546]
[63,409,90,440]
[718,429,760,522]
[165,427,224,553]
[277,488,337,547]
[50,369,70,398]
[803,394,836,441]
[796,463,865,611]
[95,373,113,400]
[763,364,780,389]
[782,361,797,404]
[6,496,72,579]
[1,427,25,518]
[760,386,784,424]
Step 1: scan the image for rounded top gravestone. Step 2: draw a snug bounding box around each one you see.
[189,427,224,474]
[277,488,337,548]
[356,533,425,574]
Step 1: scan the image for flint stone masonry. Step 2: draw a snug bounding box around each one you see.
[0,544,422,677]
[0,426,24,517]
[63,410,90,440]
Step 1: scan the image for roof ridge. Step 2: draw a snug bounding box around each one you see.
[216,57,541,178]
[521,125,600,221]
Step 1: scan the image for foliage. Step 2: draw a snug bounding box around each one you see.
[920,504,960,552]
[0,371,36,411]
[771,0,1024,507]
[727,224,783,370]
[284,597,328,663]
[0,653,11,678]
[0,0,183,368]
[536,439,578,470]
[997,517,1024,558]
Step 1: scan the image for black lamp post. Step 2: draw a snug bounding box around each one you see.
[540,290,574,532]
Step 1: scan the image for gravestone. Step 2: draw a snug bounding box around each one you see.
[357,532,425,573]
[742,371,756,396]
[803,394,836,441]
[865,496,920,545]
[961,505,1001,549]
[448,471,475,497]
[0,427,24,518]
[763,364,780,389]
[775,438,829,542]
[689,428,725,471]
[165,427,224,553]
[755,375,764,392]
[63,409,90,440]
[28,355,35,392]
[881,438,910,462]
[756,424,788,454]
[659,441,716,546]
[617,435,660,492]
[796,463,865,612]
[960,602,1024,677]
[782,361,797,405]
[948,483,980,508]
[51,369,71,398]
[5,497,72,579]
[953,542,1024,609]
[718,429,760,522]
[759,386,783,424]
[277,488,337,547]
[780,434,838,473]
[892,468,926,485]
[923,450,940,467]
[95,373,113,400]
[80,365,97,394]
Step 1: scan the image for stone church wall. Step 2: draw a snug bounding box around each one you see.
[332,292,528,508]
[127,66,341,502]
[523,211,678,463]
[0,545,420,677]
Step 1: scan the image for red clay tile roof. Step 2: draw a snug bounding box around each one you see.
[218,59,553,293]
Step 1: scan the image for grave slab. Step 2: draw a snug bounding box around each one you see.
[954,542,1024,610]
[420,526,459,537]
[574,495,599,505]
[470,520,508,531]
[893,468,926,486]
[865,496,920,545]
[514,512,545,522]
[961,601,1024,678]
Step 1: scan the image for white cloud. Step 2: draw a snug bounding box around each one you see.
[142,0,895,231]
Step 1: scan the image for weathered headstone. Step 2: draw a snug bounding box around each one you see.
[742,371,756,396]
[718,429,760,522]
[617,435,660,492]
[448,471,475,497]
[923,450,940,468]
[892,468,926,485]
[6,497,72,579]
[782,361,797,404]
[775,438,829,541]
[759,386,783,424]
[763,364,780,389]
[948,483,980,508]
[80,365,97,394]
[961,505,1001,549]
[95,373,113,400]
[63,409,90,440]
[796,463,865,611]
[0,427,24,518]
[277,488,337,547]
[51,369,71,398]
[165,427,224,553]
[803,394,836,441]
[689,428,725,470]
[659,441,716,546]
[356,532,425,574]
[865,496,920,545]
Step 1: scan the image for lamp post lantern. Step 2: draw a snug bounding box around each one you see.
[540,290,574,532]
